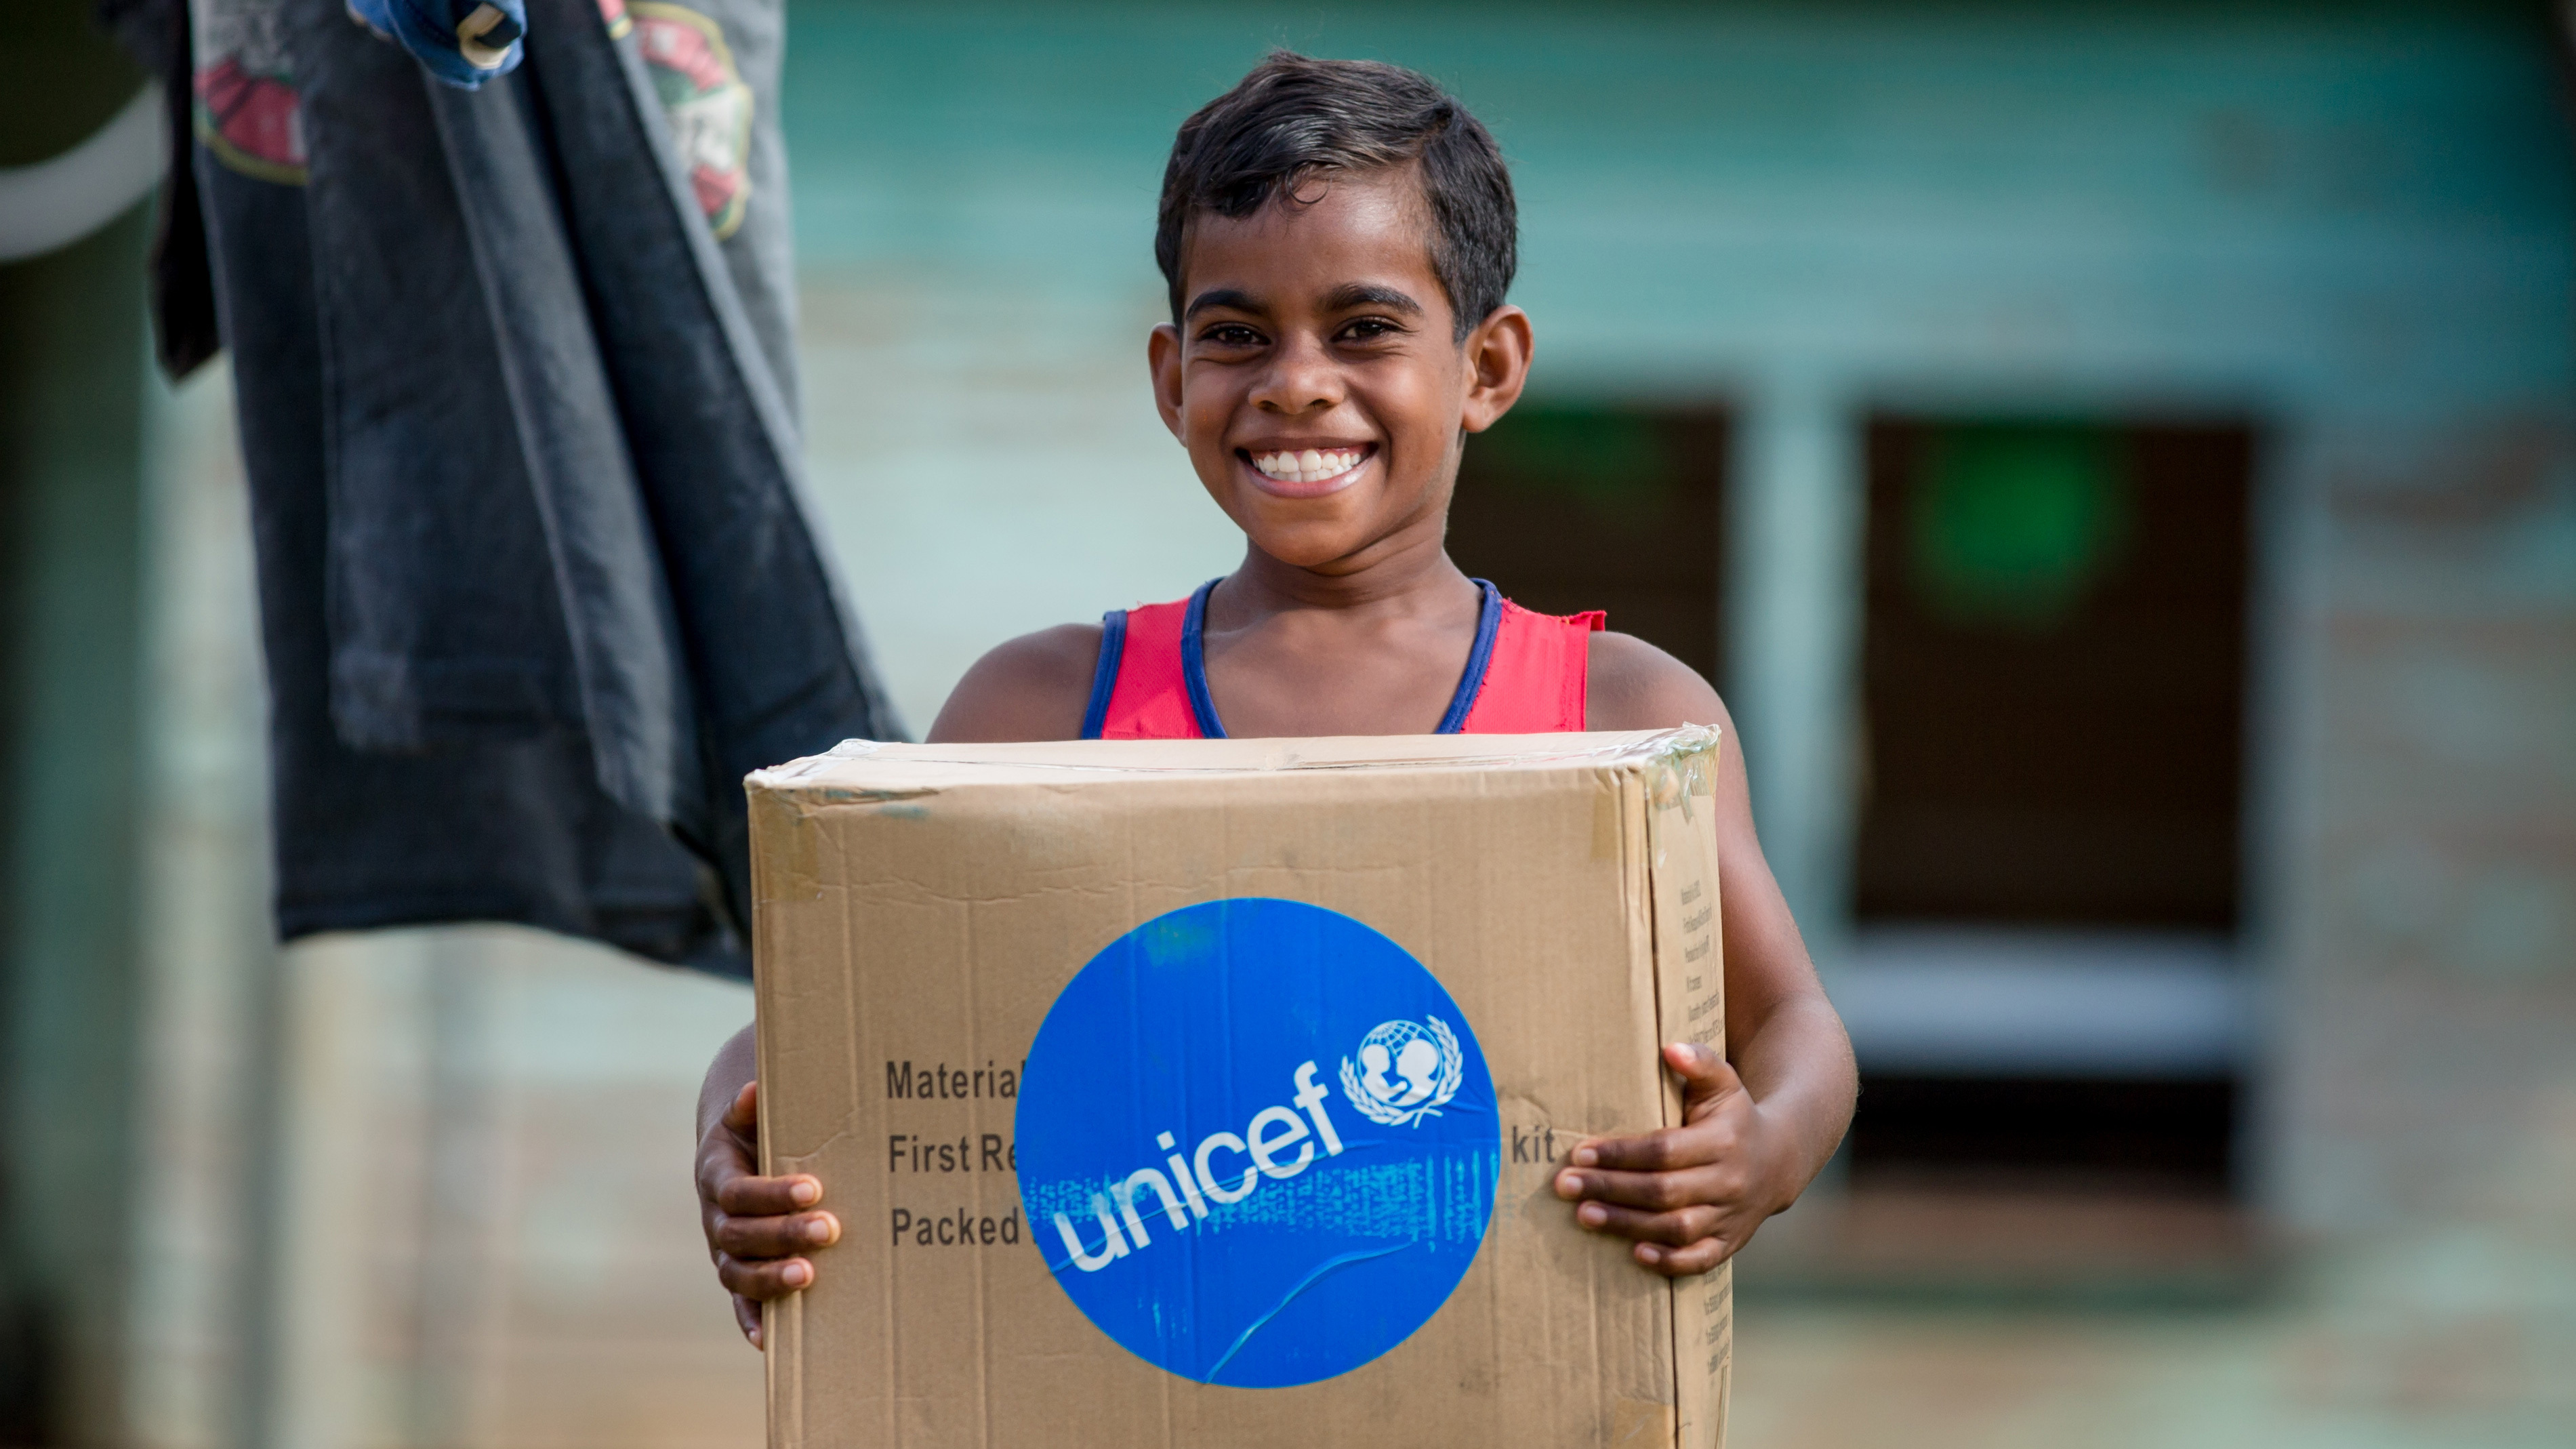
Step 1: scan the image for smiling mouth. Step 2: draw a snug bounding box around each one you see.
[1244,445,1372,489]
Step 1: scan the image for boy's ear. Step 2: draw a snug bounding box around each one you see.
[1458,305,1534,435]
[1148,323,1187,443]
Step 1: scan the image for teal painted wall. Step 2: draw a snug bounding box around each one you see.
[780,1,2575,413]
[776,0,2576,737]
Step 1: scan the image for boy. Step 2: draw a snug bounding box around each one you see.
[696,52,1856,1348]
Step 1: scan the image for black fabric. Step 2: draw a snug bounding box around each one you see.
[180,0,899,977]
[95,0,221,378]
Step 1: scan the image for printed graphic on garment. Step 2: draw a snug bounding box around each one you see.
[1017,899,1500,1389]
[628,2,752,238]
[190,0,306,183]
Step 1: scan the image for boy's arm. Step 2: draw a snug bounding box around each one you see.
[1554,632,1860,1275]
[693,626,1103,1341]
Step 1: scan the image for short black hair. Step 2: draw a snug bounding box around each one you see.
[1156,52,1517,341]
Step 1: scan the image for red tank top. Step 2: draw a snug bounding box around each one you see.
[1082,579,1605,739]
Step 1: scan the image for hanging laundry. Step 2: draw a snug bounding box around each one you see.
[101,0,899,977]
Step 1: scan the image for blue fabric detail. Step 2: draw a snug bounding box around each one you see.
[347,0,528,90]
[1433,580,1505,734]
[1179,579,1228,738]
[1080,610,1127,739]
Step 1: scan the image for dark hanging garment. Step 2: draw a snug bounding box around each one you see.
[150,0,897,977]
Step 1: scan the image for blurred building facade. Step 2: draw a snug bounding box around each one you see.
[3,3,2571,1448]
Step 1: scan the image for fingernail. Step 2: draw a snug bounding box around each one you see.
[1554,1170,1582,1198]
[1638,1244,1664,1265]
[1576,1202,1608,1228]
[790,1179,819,1206]
[748,1327,763,1349]
[806,1215,834,1244]
[1571,1147,1597,1167]
[783,1261,812,1288]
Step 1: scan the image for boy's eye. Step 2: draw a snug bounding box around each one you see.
[1338,317,1402,342]
[1200,323,1265,347]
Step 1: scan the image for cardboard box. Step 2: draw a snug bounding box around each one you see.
[748,729,1731,1448]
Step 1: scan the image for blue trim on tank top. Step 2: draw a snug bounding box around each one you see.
[1179,577,1504,739]
[1179,580,1226,737]
[1078,609,1128,739]
[1434,580,1507,732]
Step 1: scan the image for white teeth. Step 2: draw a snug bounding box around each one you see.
[1251,448,1364,483]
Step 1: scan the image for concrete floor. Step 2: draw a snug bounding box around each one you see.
[1731,1100,2576,1449]
[1736,1278,2575,1449]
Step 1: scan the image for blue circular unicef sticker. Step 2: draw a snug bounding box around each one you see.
[1016,898,1500,1388]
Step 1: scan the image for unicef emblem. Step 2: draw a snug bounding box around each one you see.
[1017,899,1500,1388]
[1341,1018,1464,1126]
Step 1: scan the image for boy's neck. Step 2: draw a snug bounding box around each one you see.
[1221,521,1476,621]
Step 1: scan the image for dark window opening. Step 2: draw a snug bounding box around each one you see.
[1848,416,2256,1208]
[1446,405,1727,685]
[1856,417,2253,929]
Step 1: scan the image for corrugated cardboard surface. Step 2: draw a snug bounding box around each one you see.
[750,731,1728,1448]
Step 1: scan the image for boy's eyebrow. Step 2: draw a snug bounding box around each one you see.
[1183,287,1263,321]
[1181,283,1427,321]
[1321,282,1425,316]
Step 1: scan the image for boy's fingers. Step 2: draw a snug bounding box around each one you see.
[714,1173,823,1217]
[1634,1234,1736,1278]
[1568,1200,1721,1247]
[694,1130,756,1200]
[1566,1126,1727,1173]
[716,1251,816,1301]
[733,1293,764,1348]
[1553,1163,1736,1212]
[1664,1042,1742,1102]
[713,1209,840,1259]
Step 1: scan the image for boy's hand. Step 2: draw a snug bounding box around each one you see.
[696,1081,840,1347]
[1552,1043,1793,1277]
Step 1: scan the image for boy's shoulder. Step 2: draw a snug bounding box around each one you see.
[1586,630,1731,734]
[926,623,1102,743]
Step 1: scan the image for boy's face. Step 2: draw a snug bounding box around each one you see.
[1149,169,1532,574]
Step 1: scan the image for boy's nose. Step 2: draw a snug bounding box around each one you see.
[1250,338,1343,413]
